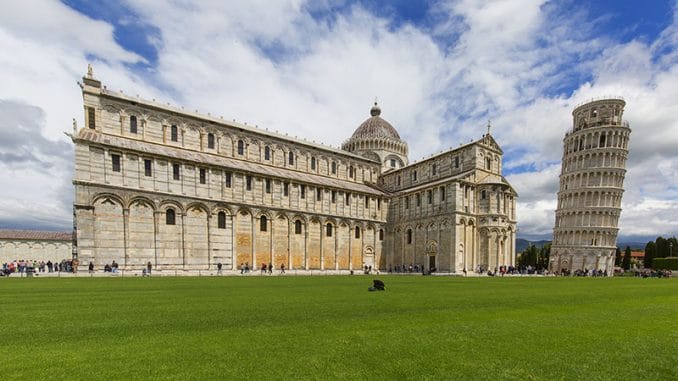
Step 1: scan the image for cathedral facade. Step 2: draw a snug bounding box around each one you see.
[72,69,516,273]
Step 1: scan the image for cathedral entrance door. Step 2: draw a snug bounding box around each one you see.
[428,255,436,271]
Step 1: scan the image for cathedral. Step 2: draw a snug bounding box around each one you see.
[71,68,517,274]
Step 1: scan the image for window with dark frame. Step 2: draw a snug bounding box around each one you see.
[349,166,354,178]
[173,163,180,180]
[237,140,244,155]
[405,196,410,209]
[416,194,421,207]
[216,211,227,229]
[355,226,360,239]
[87,107,95,129]
[166,208,176,225]
[331,190,336,203]
[288,151,294,165]
[326,223,332,237]
[111,154,121,172]
[413,170,417,181]
[331,161,336,174]
[407,229,412,244]
[379,229,384,241]
[440,186,446,201]
[311,157,316,170]
[390,159,396,167]
[265,179,271,194]
[377,198,381,210]
[283,182,289,196]
[260,215,267,232]
[199,168,206,184]
[144,159,152,177]
[171,125,178,142]
[345,192,350,205]
[455,156,460,168]
[364,196,369,209]
[207,133,215,149]
[225,172,232,188]
[294,220,302,234]
[432,163,437,176]
[427,190,432,204]
[316,188,322,201]
[300,184,305,199]
[246,175,252,191]
[264,146,270,160]
[130,115,137,134]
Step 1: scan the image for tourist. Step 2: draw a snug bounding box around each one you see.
[47,260,53,272]
[111,260,118,273]
[240,263,244,274]
[88,261,94,274]
[217,262,223,275]
[280,263,285,274]
[147,261,152,276]
[268,263,273,274]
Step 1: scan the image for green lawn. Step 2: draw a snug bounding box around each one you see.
[1,276,676,380]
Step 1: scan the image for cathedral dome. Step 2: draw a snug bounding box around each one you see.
[351,103,402,140]
[342,102,409,173]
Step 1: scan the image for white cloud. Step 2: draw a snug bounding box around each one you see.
[0,0,676,241]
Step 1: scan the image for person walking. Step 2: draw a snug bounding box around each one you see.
[88,261,94,275]
[146,261,152,276]
[280,263,285,274]
[217,262,223,275]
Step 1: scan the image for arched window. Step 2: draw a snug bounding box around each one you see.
[237,140,244,155]
[218,211,226,229]
[171,125,178,142]
[130,115,137,134]
[355,226,361,239]
[294,220,302,234]
[407,229,412,244]
[326,223,333,237]
[331,161,336,174]
[264,146,270,160]
[379,229,384,241]
[311,157,316,170]
[207,133,215,149]
[260,215,267,232]
[288,151,294,165]
[166,208,176,225]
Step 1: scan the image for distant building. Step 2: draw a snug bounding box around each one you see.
[0,230,72,264]
[70,67,517,273]
[550,99,631,274]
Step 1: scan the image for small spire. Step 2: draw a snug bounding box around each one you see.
[486,119,491,135]
[87,63,93,78]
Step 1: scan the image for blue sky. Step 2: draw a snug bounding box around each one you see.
[0,0,677,241]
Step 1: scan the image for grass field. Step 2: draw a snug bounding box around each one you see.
[1,276,676,380]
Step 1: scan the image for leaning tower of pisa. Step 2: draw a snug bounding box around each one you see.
[550,98,631,274]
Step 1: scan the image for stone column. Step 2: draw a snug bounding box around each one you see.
[123,208,129,269]
[206,212,212,269]
[320,222,324,271]
[251,214,256,269]
[181,211,186,270]
[153,209,159,268]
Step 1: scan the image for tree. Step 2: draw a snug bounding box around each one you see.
[644,241,656,269]
[656,237,668,258]
[518,245,538,267]
[614,247,622,266]
[622,246,632,270]
[537,243,551,269]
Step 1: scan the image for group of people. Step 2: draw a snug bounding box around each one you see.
[239,262,286,274]
[388,264,427,274]
[1,259,80,276]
